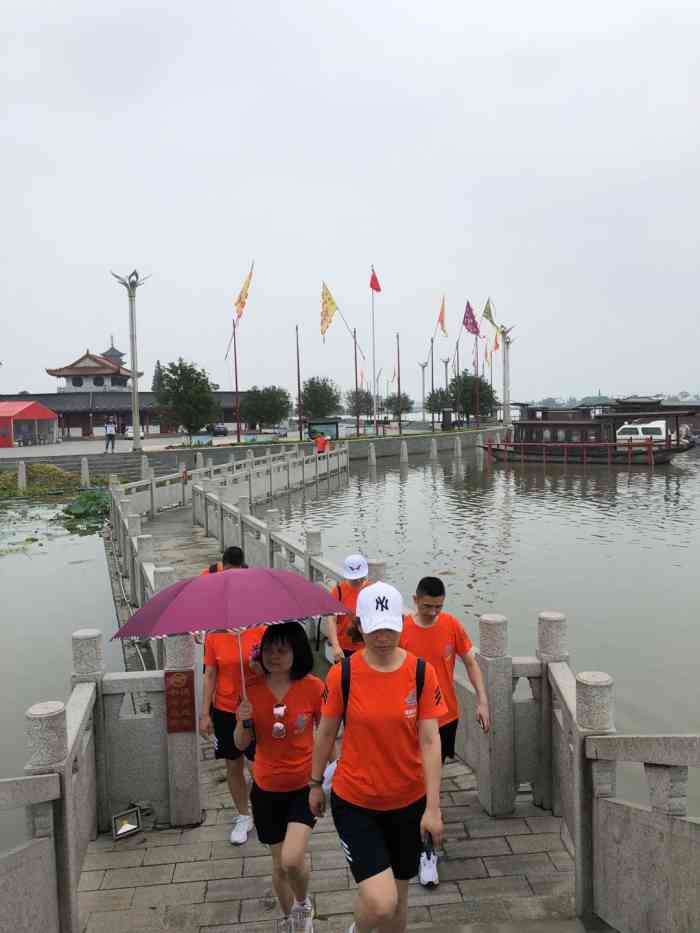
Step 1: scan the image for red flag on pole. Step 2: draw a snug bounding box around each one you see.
[462,301,480,336]
[370,267,382,292]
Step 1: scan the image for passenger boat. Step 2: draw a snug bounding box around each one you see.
[484,403,697,466]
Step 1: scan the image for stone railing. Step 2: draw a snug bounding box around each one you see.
[452,610,700,931]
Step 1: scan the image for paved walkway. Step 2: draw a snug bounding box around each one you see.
[78,759,576,932]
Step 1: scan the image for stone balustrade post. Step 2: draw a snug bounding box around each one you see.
[534,611,569,810]
[644,763,688,816]
[304,528,322,580]
[164,628,201,826]
[454,435,462,459]
[71,629,111,833]
[195,451,204,469]
[429,438,438,460]
[400,440,409,463]
[265,508,281,568]
[179,462,188,506]
[26,701,68,771]
[206,456,214,477]
[237,496,250,551]
[126,514,142,604]
[80,456,90,488]
[153,567,176,668]
[220,487,237,547]
[368,443,377,466]
[140,454,149,480]
[367,559,386,583]
[149,471,157,518]
[17,459,27,492]
[136,534,154,605]
[201,480,215,537]
[477,613,516,816]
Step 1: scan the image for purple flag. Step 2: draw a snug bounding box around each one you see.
[462,301,480,336]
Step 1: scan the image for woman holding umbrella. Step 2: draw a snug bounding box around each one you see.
[235,621,323,933]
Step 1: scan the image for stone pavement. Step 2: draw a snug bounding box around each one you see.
[78,759,577,933]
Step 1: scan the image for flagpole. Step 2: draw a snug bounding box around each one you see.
[456,340,461,424]
[430,337,435,433]
[474,336,480,427]
[396,332,402,436]
[353,327,360,438]
[371,273,378,436]
[296,325,303,442]
[233,321,241,443]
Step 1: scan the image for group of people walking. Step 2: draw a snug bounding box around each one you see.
[199,550,490,933]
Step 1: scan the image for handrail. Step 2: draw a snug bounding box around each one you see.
[0,774,61,810]
[585,734,700,766]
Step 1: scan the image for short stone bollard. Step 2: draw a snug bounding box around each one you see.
[368,443,377,466]
[576,672,615,732]
[72,628,105,676]
[26,701,68,770]
[80,456,90,487]
[195,451,204,469]
[454,435,462,459]
[17,460,27,492]
[400,440,409,463]
[537,610,569,662]
[429,438,438,460]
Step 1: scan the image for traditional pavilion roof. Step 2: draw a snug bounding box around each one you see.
[101,344,126,364]
[46,349,141,379]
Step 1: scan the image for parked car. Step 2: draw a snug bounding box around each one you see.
[616,421,671,449]
[210,423,228,436]
[125,426,145,440]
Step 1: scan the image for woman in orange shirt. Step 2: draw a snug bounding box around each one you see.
[309,583,446,933]
[326,554,369,662]
[235,622,323,933]
[200,626,265,846]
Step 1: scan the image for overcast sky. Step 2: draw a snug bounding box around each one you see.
[2,1,699,404]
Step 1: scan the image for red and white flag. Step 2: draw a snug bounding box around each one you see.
[462,301,480,336]
[369,267,382,292]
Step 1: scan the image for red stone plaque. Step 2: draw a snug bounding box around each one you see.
[164,670,196,734]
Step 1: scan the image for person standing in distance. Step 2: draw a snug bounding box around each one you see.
[235,622,322,933]
[326,554,370,662]
[104,417,116,453]
[400,575,490,887]
[309,582,446,933]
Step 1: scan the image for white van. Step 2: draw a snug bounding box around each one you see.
[616,421,669,449]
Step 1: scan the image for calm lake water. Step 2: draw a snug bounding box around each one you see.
[274,447,700,814]
[0,500,121,847]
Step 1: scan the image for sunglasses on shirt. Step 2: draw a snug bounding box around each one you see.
[272,704,287,739]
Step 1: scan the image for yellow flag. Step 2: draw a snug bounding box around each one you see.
[482,297,498,330]
[320,282,338,337]
[234,262,254,320]
[437,296,448,336]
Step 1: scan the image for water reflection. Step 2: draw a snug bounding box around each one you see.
[275,449,700,813]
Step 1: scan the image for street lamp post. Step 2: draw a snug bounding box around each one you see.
[418,361,428,425]
[111,270,148,453]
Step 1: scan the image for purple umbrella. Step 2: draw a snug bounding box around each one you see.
[113,568,347,697]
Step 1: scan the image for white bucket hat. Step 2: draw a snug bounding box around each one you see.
[342,553,368,581]
[357,582,404,635]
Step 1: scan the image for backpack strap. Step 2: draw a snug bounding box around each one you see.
[416,658,426,704]
[341,657,351,724]
[208,562,218,574]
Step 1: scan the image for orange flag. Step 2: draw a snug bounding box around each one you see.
[437,296,447,336]
[493,328,500,352]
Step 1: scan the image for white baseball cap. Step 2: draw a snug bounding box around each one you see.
[342,554,368,581]
[357,582,404,635]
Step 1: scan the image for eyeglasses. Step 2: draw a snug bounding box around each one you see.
[272,704,287,739]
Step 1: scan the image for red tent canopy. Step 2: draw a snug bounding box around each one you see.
[0,401,58,420]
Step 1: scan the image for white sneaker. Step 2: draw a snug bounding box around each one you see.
[290,897,314,931]
[229,813,254,845]
[419,850,439,887]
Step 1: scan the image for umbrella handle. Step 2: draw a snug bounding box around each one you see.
[238,632,253,728]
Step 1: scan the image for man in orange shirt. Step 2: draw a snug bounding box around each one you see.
[199,546,246,576]
[310,582,446,933]
[400,575,490,886]
[326,554,369,662]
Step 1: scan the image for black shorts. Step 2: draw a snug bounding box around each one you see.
[439,719,459,763]
[331,791,425,884]
[211,706,256,762]
[250,783,316,846]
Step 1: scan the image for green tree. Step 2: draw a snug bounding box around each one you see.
[425,388,451,413]
[156,358,220,441]
[151,360,164,393]
[302,377,342,419]
[450,371,498,419]
[384,392,414,417]
[240,385,291,429]
[344,388,373,417]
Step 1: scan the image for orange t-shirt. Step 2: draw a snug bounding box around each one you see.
[244,675,324,792]
[200,562,223,576]
[332,580,369,653]
[400,613,473,728]
[322,651,447,810]
[203,628,265,713]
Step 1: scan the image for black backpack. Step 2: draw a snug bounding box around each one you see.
[340,655,426,723]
